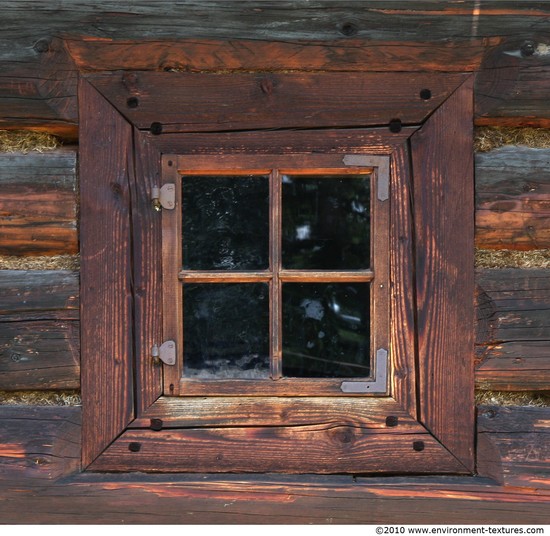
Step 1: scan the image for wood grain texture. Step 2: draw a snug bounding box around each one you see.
[130,130,162,412]
[475,269,550,391]
[389,143,417,416]
[2,2,550,133]
[0,405,80,481]
[0,270,79,321]
[79,79,134,466]
[131,396,419,429]
[0,148,78,255]
[410,77,475,470]
[478,405,550,489]
[90,425,465,474]
[0,320,79,390]
[87,71,469,133]
[475,147,550,250]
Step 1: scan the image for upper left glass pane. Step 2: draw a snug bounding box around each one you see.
[182,175,270,270]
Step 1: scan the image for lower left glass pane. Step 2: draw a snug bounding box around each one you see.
[183,283,270,379]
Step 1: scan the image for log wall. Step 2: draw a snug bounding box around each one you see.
[0,0,549,524]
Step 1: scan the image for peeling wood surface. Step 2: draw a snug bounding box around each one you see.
[0,149,78,255]
[476,269,550,391]
[475,147,550,250]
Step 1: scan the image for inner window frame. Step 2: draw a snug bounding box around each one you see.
[161,154,390,397]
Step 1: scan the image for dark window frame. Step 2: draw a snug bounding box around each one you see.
[79,71,474,473]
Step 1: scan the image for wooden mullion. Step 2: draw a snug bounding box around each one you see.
[179,271,272,283]
[270,169,282,380]
[279,270,374,283]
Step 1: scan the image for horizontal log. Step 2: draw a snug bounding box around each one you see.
[0,270,79,321]
[1,3,550,133]
[0,270,80,390]
[0,405,80,482]
[1,406,550,523]
[475,147,550,250]
[0,320,79,390]
[476,268,550,391]
[477,405,550,489]
[0,148,78,255]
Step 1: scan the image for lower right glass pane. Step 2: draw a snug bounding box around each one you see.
[282,283,371,378]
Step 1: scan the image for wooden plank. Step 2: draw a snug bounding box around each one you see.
[130,396,420,429]
[0,148,78,256]
[478,405,550,489]
[130,130,162,412]
[2,3,550,132]
[88,71,470,133]
[0,270,79,321]
[0,320,79,390]
[475,269,550,391]
[0,405,80,482]
[475,147,550,250]
[90,425,465,474]
[79,79,134,467]
[390,143,417,416]
[411,77,475,470]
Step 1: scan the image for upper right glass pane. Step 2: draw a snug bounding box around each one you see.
[281,174,371,270]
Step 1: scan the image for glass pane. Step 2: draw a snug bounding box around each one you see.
[282,175,371,270]
[183,283,270,379]
[282,283,370,378]
[182,175,269,270]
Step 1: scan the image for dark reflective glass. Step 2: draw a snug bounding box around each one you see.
[282,175,371,270]
[282,283,370,378]
[182,176,269,270]
[183,283,270,379]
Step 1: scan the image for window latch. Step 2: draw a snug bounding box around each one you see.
[151,184,176,211]
[151,341,176,366]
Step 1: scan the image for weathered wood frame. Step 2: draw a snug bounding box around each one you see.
[80,71,474,473]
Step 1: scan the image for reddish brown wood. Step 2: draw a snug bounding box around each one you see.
[87,71,470,133]
[0,149,77,256]
[91,425,465,474]
[410,77,476,471]
[475,147,550,250]
[0,320,79,390]
[79,79,135,467]
[0,406,81,481]
[475,268,550,391]
[390,143,417,417]
[130,130,163,412]
[0,270,78,321]
[478,405,550,489]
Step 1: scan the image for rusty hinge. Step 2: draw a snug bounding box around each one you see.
[340,348,388,394]
[151,340,176,366]
[151,184,175,211]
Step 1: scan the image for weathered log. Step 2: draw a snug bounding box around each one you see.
[478,405,550,489]
[0,270,79,321]
[475,147,550,250]
[1,2,550,134]
[0,405,80,481]
[476,268,550,391]
[1,405,550,523]
[0,148,78,255]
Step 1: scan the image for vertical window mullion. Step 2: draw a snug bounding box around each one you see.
[270,169,283,379]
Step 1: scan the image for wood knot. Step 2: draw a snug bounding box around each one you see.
[260,78,274,95]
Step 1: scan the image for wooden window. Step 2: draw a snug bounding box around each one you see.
[161,155,389,397]
[80,71,475,474]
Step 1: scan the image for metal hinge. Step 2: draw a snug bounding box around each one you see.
[151,183,175,211]
[151,340,176,366]
[340,348,388,394]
